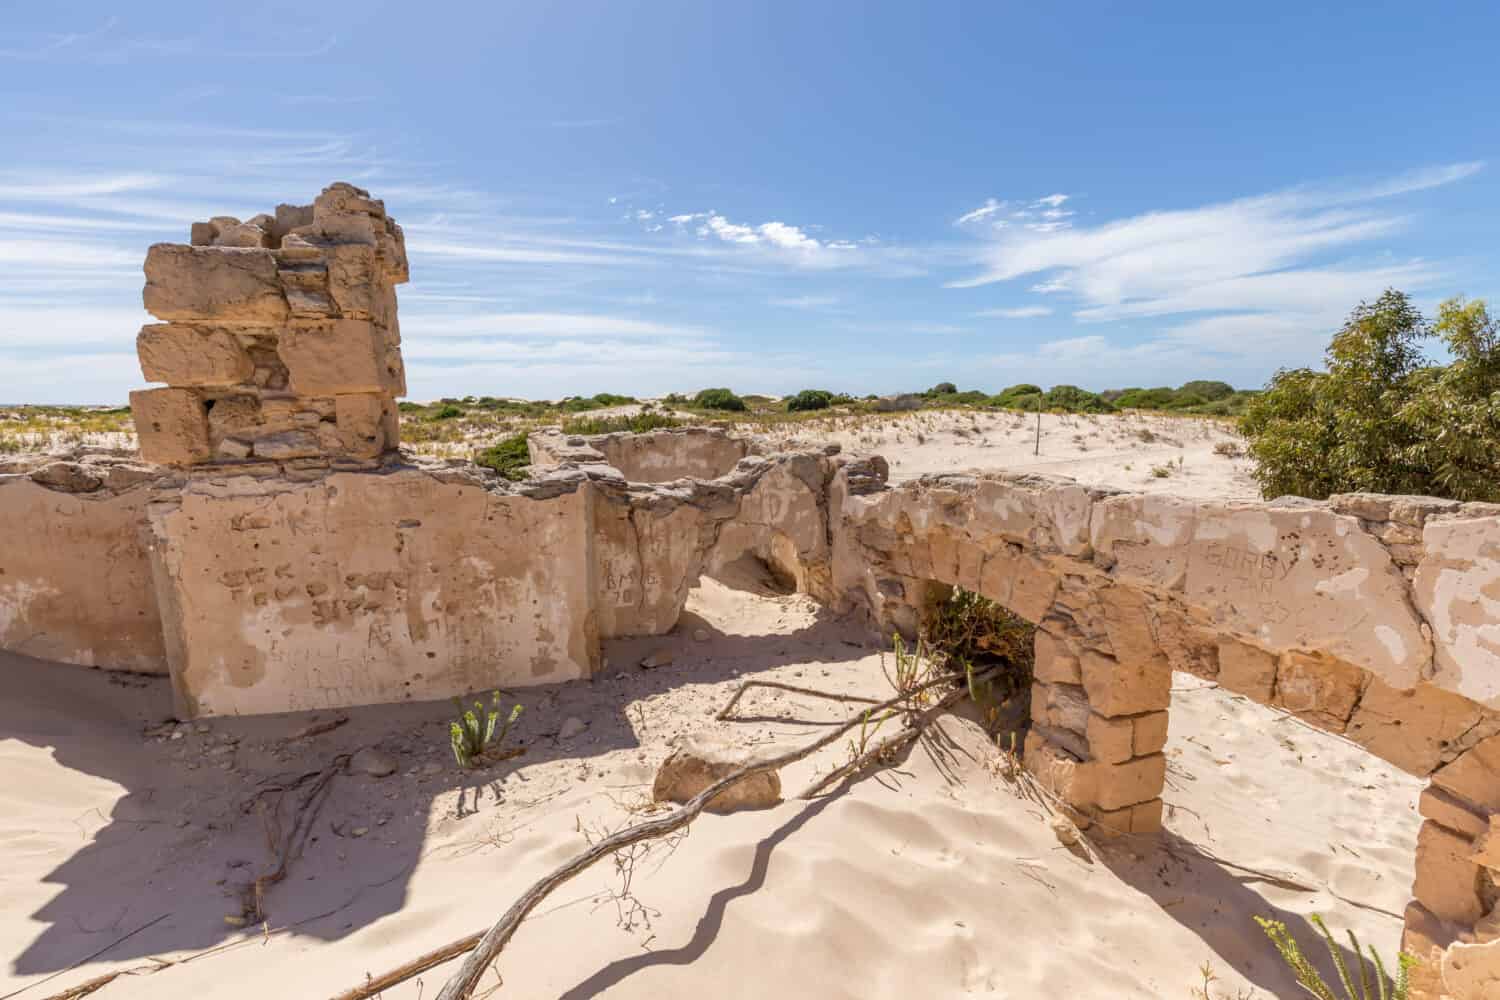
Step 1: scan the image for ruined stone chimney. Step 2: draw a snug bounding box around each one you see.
[128,182,409,466]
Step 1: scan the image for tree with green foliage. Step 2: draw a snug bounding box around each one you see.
[787,389,834,412]
[693,387,747,411]
[1240,289,1500,502]
[927,381,958,396]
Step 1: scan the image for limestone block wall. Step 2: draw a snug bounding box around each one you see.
[0,454,169,672]
[130,182,408,467]
[828,467,1500,981]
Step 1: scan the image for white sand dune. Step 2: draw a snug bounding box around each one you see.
[2,571,1420,999]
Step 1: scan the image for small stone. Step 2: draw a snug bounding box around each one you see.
[195,723,211,734]
[692,629,710,643]
[652,731,781,813]
[349,747,398,778]
[420,761,444,776]
[350,826,369,838]
[224,915,247,927]
[1050,814,1081,847]
[640,649,674,669]
[559,717,588,740]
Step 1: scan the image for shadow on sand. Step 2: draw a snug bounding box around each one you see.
[2,586,870,985]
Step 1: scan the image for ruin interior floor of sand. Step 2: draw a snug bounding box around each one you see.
[3,560,1419,1000]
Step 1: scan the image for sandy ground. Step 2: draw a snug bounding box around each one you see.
[761,409,1259,499]
[2,566,1421,1000]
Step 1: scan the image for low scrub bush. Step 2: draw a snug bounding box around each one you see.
[693,387,747,411]
[787,389,834,412]
[432,403,464,420]
[561,412,682,435]
[475,433,532,480]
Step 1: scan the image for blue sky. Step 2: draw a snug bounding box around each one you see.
[2,2,1498,404]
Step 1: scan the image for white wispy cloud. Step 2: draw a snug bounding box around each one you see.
[955,198,1004,226]
[949,163,1484,380]
[976,305,1053,319]
[770,294,840,309]
[401,312,707,339]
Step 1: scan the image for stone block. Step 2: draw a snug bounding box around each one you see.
[1347,678,1500,776]
[1093,753,1166,811]
[325,243,379,318]
[1419,787,1491,840]
[1414,820,1486,925]
[137,324,254,386]
[143,245,288,323]
[1272,651,1365,732]
[1217,638,1277,702]
[335,393,388,459]
[1033,626,1082,684]
[1085,712,1134,764]
[130,388,211,465]
[253,430,321,460]
[1432,734,1500,814]
[279,319,387,395]
[1079,649,1171,717]
[1032,682,1090,736]
[1133,711,1170,756]
[1097,586,1163,665]
[1093,797,1164,837]
[1470,816,1500,873]
[1024,729,1096,810]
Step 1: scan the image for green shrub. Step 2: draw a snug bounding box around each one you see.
[1044,384,1115,413]
[693,387,747,411]
[1115,386,1179,409]
[988,384,1044,409]
[787,389,834,412]
[926,381,958,396]
[1239,289,1500,501]
[433,404,464,420]
[922,587,1035,707]
[561,412,682,435]
[1178,380,1236,402]
[475,433,532,480]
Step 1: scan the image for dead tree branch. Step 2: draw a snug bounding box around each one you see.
[335,667,993,1000]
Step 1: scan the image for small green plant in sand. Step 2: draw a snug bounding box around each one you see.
[1255,914,1414,1000]
[1190,961,1257,999]
[449,691,523,768]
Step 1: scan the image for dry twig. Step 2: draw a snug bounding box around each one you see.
[334,667,993,1000]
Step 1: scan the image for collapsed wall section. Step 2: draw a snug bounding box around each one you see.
[529,426,754,483]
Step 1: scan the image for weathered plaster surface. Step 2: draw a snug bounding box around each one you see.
[0,473,166,672]
[148,466,597,716]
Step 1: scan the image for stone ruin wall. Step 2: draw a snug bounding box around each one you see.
[830,469,1500,995]
[131,182,408,468]
[528,425,754,482]
[2,182,1499,994]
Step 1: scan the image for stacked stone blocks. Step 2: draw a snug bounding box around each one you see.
[129,182,408,466]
